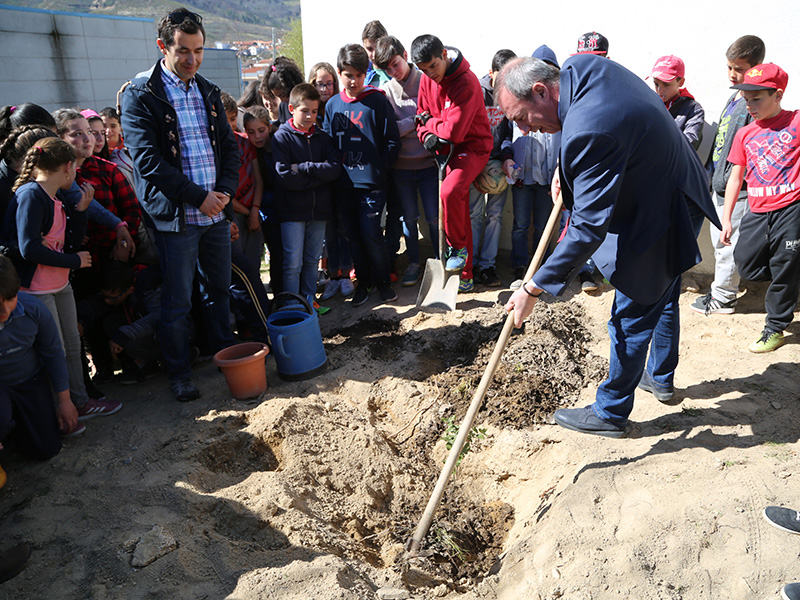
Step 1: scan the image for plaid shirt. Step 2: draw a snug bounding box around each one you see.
[76,156,142,257]
[160,62,224,226]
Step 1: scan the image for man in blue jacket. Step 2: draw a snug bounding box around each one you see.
[120,8,239,401]
[497,55,718,437]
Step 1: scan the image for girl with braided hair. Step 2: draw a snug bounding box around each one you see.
[0,125,59,223]
[10,137,122,428]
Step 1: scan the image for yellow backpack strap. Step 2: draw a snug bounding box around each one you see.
[116,81,132,117]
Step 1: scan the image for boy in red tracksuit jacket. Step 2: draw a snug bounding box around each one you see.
[411,34,492,290]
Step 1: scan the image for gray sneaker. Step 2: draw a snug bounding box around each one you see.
[690,293,737,315]
[764,506,800,535]
[401,263,420,287]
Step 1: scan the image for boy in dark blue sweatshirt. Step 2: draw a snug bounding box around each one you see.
[273,83,341,307]
[323,44,401,306]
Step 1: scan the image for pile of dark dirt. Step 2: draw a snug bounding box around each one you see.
[429,302,608,429]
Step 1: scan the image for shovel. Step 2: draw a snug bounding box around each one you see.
[406,192,565,556]
[416,143,458,311]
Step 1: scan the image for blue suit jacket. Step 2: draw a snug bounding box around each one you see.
[535,54,719,305]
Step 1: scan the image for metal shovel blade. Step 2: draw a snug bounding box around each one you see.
[416,257,459,311]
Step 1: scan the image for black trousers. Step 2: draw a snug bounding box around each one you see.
[734,200,800,332]
[0,371,61,460]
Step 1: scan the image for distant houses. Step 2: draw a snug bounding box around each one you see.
[215,39,282,82]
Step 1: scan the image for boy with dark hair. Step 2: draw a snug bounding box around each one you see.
[273,83,341,307]
[721,63,800,353]
[411,34,492,290]
[470,48,516,288]
[647,55,705,150]
[692,35,765,317]
[374,35,438,287]
[362,20,390,88]
[323,44,401,306]
[0,255,80,464]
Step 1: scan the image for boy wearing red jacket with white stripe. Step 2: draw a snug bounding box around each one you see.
[411,35,492,290]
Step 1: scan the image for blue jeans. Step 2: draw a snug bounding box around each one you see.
[152,220,234,381]
[341,188,390,287]
[393,167,439,263]
[511,183,552,268]
[281,220,326,303]
[469,187,507,270]
[593,276,681,424]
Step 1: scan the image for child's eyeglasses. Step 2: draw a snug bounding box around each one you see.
[315,82,334,91]
[167,10,203,25]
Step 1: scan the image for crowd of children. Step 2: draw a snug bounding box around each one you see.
[0,22,797,498]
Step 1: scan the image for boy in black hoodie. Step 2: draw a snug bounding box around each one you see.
[273,83,341,307]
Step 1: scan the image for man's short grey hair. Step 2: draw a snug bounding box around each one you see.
[495,57,560,101]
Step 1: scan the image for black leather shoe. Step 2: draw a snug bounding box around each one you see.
[0,542,31,583]
[637,370,675,403]
[554,405,626,438]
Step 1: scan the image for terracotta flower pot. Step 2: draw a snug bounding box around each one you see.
[213,342,269,400]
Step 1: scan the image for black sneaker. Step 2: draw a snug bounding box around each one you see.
[170,379,200,402]
[764,506,800,535]
[120,360,160,385]
[478,266,501,287]
[378,284,397,303]
[352,284,371,306]
[579,271,599,292]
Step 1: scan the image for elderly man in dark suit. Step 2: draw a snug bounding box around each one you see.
[497,54,718,437]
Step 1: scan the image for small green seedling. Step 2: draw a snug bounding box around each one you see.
[441,416,487,467]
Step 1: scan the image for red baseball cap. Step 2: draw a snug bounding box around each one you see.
[732,63,789,91]
[647,55,685,82]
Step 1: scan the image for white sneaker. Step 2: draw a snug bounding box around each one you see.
[320,278,341,301]
[339,278,355,297]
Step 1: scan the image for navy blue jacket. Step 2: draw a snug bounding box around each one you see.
[272,122,341,222]
[0,181,88,288]
[323,88,400,190]
[537,54,718,305]
[119,60,239,232]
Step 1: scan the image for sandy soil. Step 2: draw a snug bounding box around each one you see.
[0,269,798,600]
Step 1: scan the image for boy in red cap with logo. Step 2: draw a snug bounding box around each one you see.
[722,63,800,353]
[648,55,705,150]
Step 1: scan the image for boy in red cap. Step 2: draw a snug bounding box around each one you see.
[648,55,705,150]
[722,63,800,352]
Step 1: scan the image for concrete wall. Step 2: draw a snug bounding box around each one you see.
[300,0,800,273]
[0,4,241,113]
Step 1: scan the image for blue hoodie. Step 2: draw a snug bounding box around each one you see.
[272,120,341,222]
[322,87,400,190]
